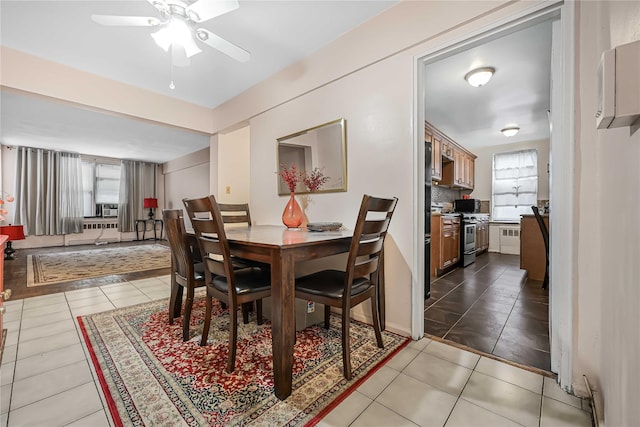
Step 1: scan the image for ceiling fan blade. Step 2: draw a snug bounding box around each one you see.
[91,15,160,26]
[195,28,250,62]
[187,0,239,23]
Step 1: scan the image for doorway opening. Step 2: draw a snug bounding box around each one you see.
[415,4,572,381]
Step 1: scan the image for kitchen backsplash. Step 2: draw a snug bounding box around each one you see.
[432,185,471,204]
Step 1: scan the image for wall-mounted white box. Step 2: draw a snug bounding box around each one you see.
[596,40,640,129]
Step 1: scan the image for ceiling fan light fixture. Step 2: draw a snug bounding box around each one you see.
[501,125,520,137]
[464,67,495,87]
[151,18,201,57]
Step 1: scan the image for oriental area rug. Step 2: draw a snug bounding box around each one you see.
[27,244,171,287]
[78,298,410,426]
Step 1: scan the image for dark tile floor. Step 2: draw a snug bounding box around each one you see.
[3,240,170,300]
[425,252,551,372]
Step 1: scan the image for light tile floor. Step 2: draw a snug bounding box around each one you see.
[0,275,593,427]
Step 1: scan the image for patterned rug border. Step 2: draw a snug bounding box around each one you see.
[26,244,171,287]
[77,300,411,427]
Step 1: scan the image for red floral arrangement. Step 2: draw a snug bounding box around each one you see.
[303,168,330,192]
[0,192,14,222]
[278,163,303,193]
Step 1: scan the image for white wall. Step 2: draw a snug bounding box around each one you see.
[217,126,250,204]
[472,139,550,202]
[207,1,549,336]
[162,147,210,217]
[575,1,640,425]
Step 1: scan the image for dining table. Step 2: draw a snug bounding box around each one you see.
[224,225,356,400]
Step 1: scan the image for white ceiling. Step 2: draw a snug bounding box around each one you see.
[0,0,396,163]
[425,20,553,150]
[0,2,553,163]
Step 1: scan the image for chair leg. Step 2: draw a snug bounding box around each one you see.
[169,283,183,324]
[242,302,251,324]
[324,304,331,329]
[227,303,238,373]
[341,310,352,380]
[542,263,549,290]
[370,294,384,348]
[182,286,195,342]
[200,295,213,346]
[256,299,263,325]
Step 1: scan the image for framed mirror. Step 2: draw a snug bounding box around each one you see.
[277,118,347,195]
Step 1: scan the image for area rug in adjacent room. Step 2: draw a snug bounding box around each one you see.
[78,298,410,426]
[27,244,171,287]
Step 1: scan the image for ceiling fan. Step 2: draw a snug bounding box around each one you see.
[91,0,250,65]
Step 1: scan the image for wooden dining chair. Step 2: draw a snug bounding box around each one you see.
[218,203,252,227]
[182,195,272,373]
[294,194,398,380]
[218,202,269,322]
[531,206,549,289]
[163,209,207,341]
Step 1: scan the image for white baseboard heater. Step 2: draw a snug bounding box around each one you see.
[66,219,120,246]
[499,226,520,255]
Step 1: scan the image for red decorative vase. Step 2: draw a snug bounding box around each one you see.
[282,192,303,228]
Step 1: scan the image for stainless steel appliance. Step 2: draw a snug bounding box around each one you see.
[461,214,477,267]
[454,199,481,213]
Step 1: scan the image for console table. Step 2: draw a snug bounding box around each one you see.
[135,219,164,241]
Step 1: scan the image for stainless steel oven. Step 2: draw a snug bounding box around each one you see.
[461,218,477,267]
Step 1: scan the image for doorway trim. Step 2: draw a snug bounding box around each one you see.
[412,1,575,390]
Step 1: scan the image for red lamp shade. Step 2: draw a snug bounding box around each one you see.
[0,225,25,241]
[144,198,158,209]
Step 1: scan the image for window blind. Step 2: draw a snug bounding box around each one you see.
[492,149,538,221]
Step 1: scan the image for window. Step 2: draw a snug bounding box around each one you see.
[492,149,538,221]
[81,161,121,217]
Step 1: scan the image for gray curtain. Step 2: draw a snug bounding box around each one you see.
[14,147,84,235]
[118,160,156,232]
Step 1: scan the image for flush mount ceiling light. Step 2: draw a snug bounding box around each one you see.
[501,125,520,137]
[464,67,495,87]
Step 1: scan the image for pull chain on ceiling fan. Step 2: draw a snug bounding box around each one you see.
[91,0,250,68]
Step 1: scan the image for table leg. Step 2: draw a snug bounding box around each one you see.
[270,249,295,400]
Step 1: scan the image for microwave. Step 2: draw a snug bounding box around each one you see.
[454,199,481,213]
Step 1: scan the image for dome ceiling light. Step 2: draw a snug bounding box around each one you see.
[501,125,520,137]
[464,67,495,87]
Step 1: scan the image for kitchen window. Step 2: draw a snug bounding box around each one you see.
[81,161,121,217]
[492,149,538,221]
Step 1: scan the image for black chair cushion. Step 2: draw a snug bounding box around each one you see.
[295,270,372,299]
[212,267,271,295]
[194,262,206,281]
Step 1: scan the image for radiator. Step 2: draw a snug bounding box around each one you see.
[499,226,520,255]
[66,219,120,246]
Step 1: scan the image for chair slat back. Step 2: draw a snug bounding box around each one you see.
[346,194,398,287]
[183,195,236,284]
[163,209,193,281]
[218,203,252,226]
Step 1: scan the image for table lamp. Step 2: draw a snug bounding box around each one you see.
[144,198,158,219]
[0,224,25,260]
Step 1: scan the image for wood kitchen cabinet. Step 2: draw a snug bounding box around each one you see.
[426,129,442,181]
[431,214,460,276]
[426,121,476,190]
[475,217,489,254]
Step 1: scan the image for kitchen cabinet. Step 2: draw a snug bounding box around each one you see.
[441,216,460,269]
[426,129,442,181]
[520,214,549,280]
[425,121,476,190]
[475,217,489,254]
[431,214,460,276]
